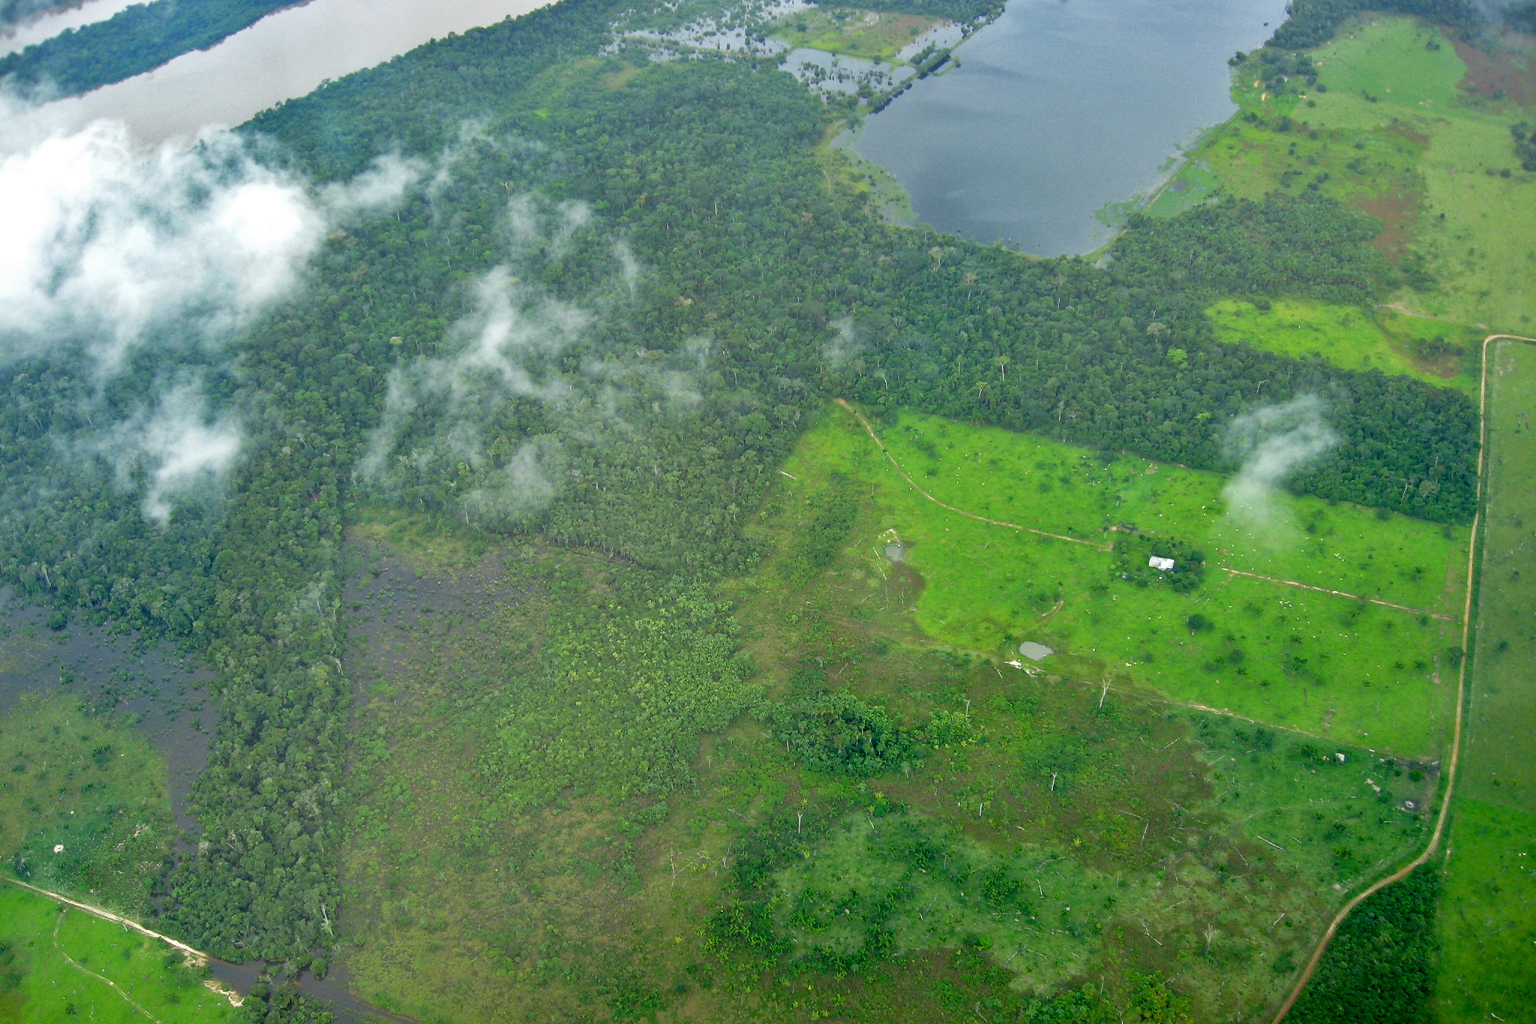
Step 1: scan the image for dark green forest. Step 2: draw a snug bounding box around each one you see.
[0,0,1489,1012]
[1266,0,1478,48]
[0,0,300,97]
[1288,865,1441,1024]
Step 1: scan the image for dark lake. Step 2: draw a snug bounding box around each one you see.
[852,0,1292,256]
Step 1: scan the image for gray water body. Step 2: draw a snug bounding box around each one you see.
[852,0,1292,256]
[0,0,140,57]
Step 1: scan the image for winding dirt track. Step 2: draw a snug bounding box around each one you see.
[834,398,1112,550]
[0,874,210,960]
[1266,333,1536,1023]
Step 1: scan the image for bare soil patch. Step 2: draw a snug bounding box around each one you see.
[1454,39,1534,103]
[1354,192,1418,261]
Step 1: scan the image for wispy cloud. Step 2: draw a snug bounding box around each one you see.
[359,195,704,528]
[1222,394,1338,538]
[0,97,421,521]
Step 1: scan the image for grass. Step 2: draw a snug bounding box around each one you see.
[0,695,174,915]
[1141,160,1221,220]
[1433,340,1536,1022]
[0,885,241,1023]
[769,7,939,62]
[1460,339,1536,811]
[1195,16,1536,333]
[1205,298,1481,394]
[327,488,1433,1022]
[1434,800,1536,1022]
[775,405,1463,758]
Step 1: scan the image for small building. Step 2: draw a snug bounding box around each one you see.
[1148,556,1176,572]
[1018,641,1054,662]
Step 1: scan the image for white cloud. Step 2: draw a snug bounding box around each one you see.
[1222,394,1339,539]
[105,384,243,524]
[0,105,420,521]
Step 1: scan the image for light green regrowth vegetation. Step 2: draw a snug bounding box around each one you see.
[0,696,174,914]
[778,406,1464,757]
[1205,298,1481,393]
[0,886,241,1024]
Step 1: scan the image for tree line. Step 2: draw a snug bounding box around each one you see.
[0,0,301,98]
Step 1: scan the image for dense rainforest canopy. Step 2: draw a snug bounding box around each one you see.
[0,0,1486,993]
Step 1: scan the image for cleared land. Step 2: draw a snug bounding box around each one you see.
[780,405,1463,757]
[1435,339,1536,1021]
[1460,339,1536,808]
[770,7,939,61]
[1168,16,1536,335]
[0,885,240,1024]
[0,695,174,915]
[328,492,1434,1023]
[1206,298,1481,394]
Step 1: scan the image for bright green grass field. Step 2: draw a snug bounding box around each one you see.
[1461,339,1536,810]
[1434,800,1536,1023]
[1313,16,1467,108]
[1206,298,1480,394]
[781,407,1465,757]
[1303,17,1536,330]
[0,885,241,1023]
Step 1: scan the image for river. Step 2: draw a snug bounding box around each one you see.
[852,0,1291,256]
[1,0,141,57]
[26,0,558,148]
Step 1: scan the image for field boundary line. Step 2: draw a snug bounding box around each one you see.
[52,908,168,1024]
[833,399,1112,551]
[1269,333,1536,1023]
[835,399,1455,620]
[1217,567,1455,621]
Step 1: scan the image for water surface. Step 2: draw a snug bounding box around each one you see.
[853,0,1290,256]
[1,0,140,56]
[31,0,558,147]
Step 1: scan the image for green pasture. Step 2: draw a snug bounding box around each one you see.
[1435,799,1536,1022]
[331,499,1434,1023]
[1204,16,1536,332]
[0,885,240,1023]
[0,696,174,914]
[770,7,939,62]
[1434,341,1536,1021]
[1206,298,1480,393]
[1314,16,1467,109]
[1304,19,1536,331]
[1461,339,1536,811]
[776,407,1464,757]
